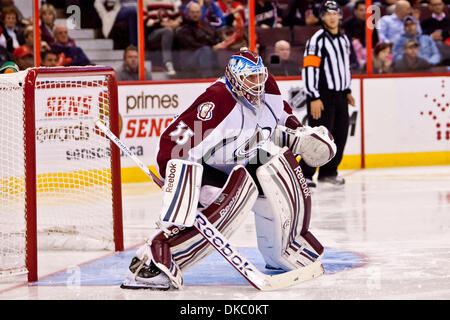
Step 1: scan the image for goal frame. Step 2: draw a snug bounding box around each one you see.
[21,66,124,282]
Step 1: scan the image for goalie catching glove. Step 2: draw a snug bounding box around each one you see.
[272,125,336,167]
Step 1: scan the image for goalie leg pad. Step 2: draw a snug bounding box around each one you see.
[160,159,203,227]
[171,165,258,271]
[149,165,259,274]
[272,125,337,167]
[279,231,324,269]
[254,147,324,271]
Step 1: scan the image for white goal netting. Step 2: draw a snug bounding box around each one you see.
[0,68,121,279]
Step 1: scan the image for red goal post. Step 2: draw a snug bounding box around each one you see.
[0,66,123,282]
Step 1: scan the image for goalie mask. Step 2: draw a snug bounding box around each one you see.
[225,47,268,111]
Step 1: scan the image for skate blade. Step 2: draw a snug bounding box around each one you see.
[120,278,170,291]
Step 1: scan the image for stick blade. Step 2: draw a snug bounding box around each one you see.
[258,259,324,291]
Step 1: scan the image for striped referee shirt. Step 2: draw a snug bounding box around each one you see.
[302,29,352,100]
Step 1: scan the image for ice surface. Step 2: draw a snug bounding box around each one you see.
[1,166,449,300]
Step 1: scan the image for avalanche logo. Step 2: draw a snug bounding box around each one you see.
[197,102,215,121]
[233,126,271,160]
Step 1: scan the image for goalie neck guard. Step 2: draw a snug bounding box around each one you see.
[224,47,268,111]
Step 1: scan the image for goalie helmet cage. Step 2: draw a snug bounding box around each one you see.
[0,66,123,282]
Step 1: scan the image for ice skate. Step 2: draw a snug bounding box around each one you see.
[120,257,171,290]
[306,178,317,188]
[318,175,345,185]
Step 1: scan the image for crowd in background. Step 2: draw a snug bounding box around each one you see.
[0,0,449,79]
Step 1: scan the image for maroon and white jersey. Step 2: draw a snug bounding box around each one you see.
[156,74,301,179]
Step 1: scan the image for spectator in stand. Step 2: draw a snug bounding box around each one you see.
[343,0,379,51]
[421,0,450,65]
[266,40,300,76]
[143,0,181,76]
[176,2,228,78]
[12,44,33,70]
[255,0,283,28]
[422,0,450,41]
[392,16,441,65]
[217,0,246,24]
[185,0,226,28]
[343,0,379,69]
[377,0,422,43]
[371,42,393,74]
[216,0,247,50]
[23,25,33,50]
[41,50,58,67]
[0,60,18,73]
[51,24,91,66]
[116,44,152,81]
[392,38,433,72]
[283,0,321,27]
[411,4,422,22]
[40,4,79,49]
[0,0,30,26]
[39,3,57,47]
[23,25,51,53]
[0,6,24,53]
[94,0,138,46]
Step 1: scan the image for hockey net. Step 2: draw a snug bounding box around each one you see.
[0,67,123,282]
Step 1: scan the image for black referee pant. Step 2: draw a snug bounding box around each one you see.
[300,89,349,180]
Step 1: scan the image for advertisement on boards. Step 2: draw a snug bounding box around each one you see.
[117,79,361,169]
[34,76,112,174]
[117,82,210,168]
[363,76,449,154]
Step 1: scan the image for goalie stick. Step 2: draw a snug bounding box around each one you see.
[95,120,163,189]
[95,119,324,291]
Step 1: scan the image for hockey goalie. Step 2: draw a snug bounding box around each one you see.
[121,48,337,290]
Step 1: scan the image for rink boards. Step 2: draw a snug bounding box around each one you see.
[0,75,447,186]
[116,74,449,182]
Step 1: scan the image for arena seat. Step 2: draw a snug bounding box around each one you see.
[291,25,321,46]
[256,27,291,48]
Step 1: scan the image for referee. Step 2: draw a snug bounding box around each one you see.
[301,0,355,187]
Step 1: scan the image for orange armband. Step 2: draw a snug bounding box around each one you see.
[303,55,321,68]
